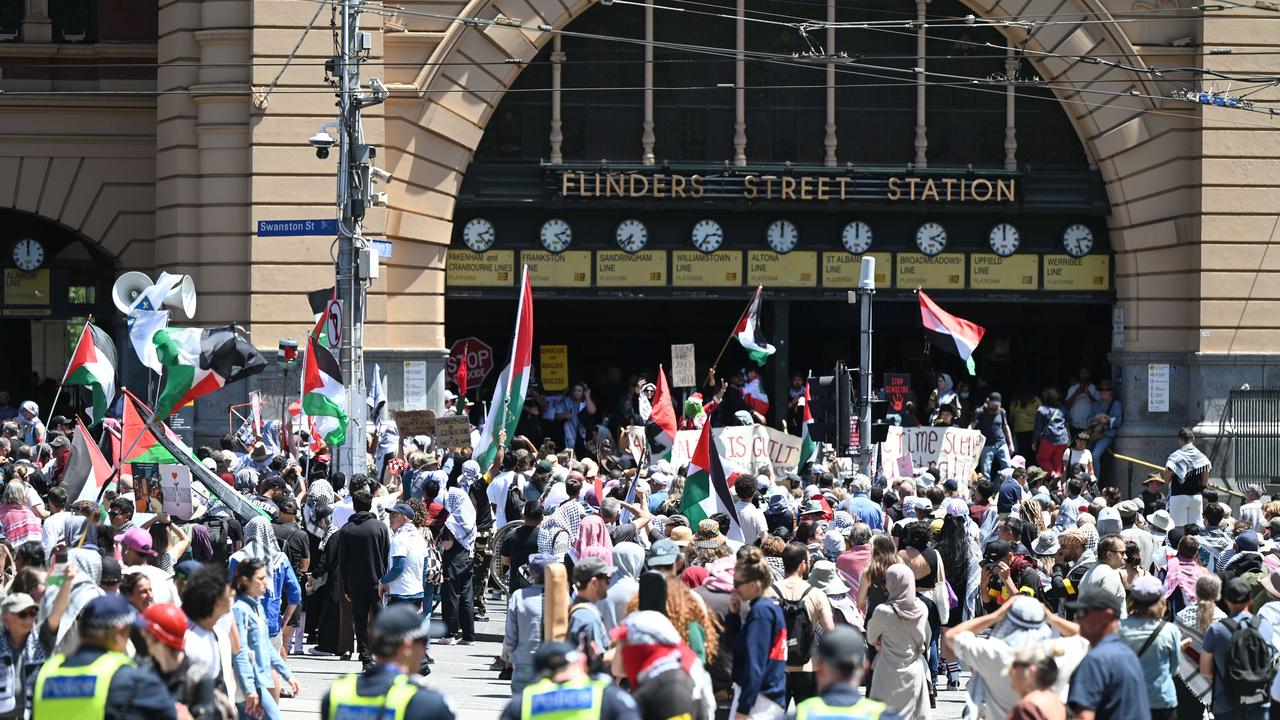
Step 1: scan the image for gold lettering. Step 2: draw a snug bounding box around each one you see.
[763,175,776,200]
[606,173,624,198]
[780,177,797,200]
[921,179,940,202]
[906,177,920,201]
[942,178,956,201]
[817,177,830,200]
[799,177,813,200]
[960,179,967,202]
[561,172,574,197]
[579,172,592,198]
[744,175,758,199]
[628,173,650,197]
[887,177,901,201]
[971,178,993,201]
[690,174,705,198]
[593,173,601,197]
[671,174,687,198]
[838,177,849,201]
[997,179,1015,202]
[653,174,666,199]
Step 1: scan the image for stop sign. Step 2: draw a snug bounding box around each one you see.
[447,337,494,386]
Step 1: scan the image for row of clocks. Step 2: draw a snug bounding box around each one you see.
[461,217,1098,258]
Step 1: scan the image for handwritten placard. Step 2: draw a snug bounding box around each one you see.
[435,415,472,449]
[596,250,667,287]
[393,410,436,436]
[823,252,892,288]
[969,254,1040,290]
[672,251,742,286]
[894,253,965,289]
[159,464,194,518]
[446,250,515,287]
[523,250,591,287]
[671,344,696,388]
[747,251,818,287]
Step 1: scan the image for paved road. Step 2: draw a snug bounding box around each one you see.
[279,594,972,720]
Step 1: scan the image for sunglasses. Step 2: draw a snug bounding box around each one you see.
[109,510,126,517]
[12,609,37,619]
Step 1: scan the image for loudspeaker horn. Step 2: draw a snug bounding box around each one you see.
[163,275,198,319]
[112,271,155,314]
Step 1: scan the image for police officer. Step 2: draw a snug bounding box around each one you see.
[320,604,455,720]
[32,595,176,720]
[498,641,639,720]
[790,627,904,720]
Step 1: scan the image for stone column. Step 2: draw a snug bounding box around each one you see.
[733,0,746,166]
[550,35,564,165]
[641,1,655,165]
[913,0,927,167]
[21,0,51,42]
[1004,44,1017,170]
[823,0,836,167]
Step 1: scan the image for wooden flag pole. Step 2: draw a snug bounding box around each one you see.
[47,315,95,428]
[706,290,755,385]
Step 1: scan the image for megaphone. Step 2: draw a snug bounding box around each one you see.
[164,275,198,319]
[112,271,155,314]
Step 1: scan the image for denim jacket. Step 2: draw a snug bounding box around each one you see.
[232,594,292,696]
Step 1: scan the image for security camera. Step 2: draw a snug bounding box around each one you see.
[369,76,389,100]
[309,127,337,159]
[370,166,392,183]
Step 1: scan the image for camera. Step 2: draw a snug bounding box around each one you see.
[309,128,337,159]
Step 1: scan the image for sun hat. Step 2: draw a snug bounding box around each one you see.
[1147,510,1174,532]
[807,560,851,596]
[1030,530,1060,557]
[668,526,693,547]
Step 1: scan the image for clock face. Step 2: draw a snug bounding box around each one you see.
[615,219,648,253]
[915,222,947,256]
[765,220,798,254]
[461,218,495,253]
[988,223,1020,257]
[841,221,873,255]
[691,219,723,254]
[12,239,43,271]
[1062,223,1094,257]
[539,218,572,253]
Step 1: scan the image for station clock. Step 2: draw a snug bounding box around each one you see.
[461,218,495,253]
[841,221,873,255]
[12,238,43,271]
[914,222,947,257]
[690,219,723,254]
[765,219,798,254]
[1062,223,1095,257]
[987,223,1020,257]
[539,218,572,253]
[615,219,648,253]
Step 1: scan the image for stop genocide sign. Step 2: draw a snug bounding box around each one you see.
[447,337,494,385]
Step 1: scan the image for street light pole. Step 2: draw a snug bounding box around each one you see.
[856,257,876,475]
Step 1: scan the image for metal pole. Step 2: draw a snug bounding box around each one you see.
[857,263,875,475]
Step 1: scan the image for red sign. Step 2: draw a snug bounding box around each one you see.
[883,373,911,413]
[447,337,494,385]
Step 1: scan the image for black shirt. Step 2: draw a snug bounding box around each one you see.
[500,524,539,590]
[272,520,311,576]
[974,408,1007,444]
[469,479,495,533]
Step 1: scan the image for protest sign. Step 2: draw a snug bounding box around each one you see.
[879,426,985,488]
[435,415,472,449]
[393,409,437,437]
[883,373,911,414]
[159,464,194,518]
[670,344,696,388]
[663,425,805,475]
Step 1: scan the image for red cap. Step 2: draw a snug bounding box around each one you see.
[142,603,188,650]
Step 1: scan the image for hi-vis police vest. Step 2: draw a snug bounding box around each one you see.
[519,677,608,720]
[33,651,133,718]
[327,673,418,720]
[795,694,888,720]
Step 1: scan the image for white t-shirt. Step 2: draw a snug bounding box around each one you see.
[41,510,72,555]
[332,497,355,528]
[1063,447,1094,469]
[387,525,427,597]
[488,471,524,527]
[23,483,44,514]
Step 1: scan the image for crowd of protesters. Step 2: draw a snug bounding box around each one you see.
[1,365,1277,720]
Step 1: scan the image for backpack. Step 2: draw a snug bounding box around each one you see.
[503,474,525,525]
[204,518,232,564]
[774,584,816,667]
[1220,616,1275,705]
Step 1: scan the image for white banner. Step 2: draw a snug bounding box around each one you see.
[662,425,805,475]
[879,426,986,488]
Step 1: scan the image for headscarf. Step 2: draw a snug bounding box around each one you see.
[47,548,104,647]
[459,460,483,493]
[234,468,259,494]
[189,524,215,562]
[823,532,846,562]
[241,516,289,582]
[703,555,736,593]
[304,478,336,538]
[680,565,709,589]
[831,511,854,537]
[63,515,92,549]
[539,498,585,556]
[443,487,476,552]
[574,515,614,564]
[885,564,924,621]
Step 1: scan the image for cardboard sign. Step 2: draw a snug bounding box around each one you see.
[671,344,696,388]
[159,464,194,518]
[883,373,911,414]
[541,345,569,392]
[879,426,986,489]
[435,415,472,449]
[663,425,805,474]
[393,409,437,436]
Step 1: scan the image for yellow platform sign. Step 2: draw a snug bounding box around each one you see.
[822,252,892,288]
[894,253,966,289]
[747,251,818,287]
[4,269,50,305]
[1043,255,1110,291]
[672,251,743,287]
[446,250,515,287]
[969,254,1040,290]
[523,250,592,287]
[596,250,668,287]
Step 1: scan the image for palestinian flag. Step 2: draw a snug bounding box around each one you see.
[734,286,775,366]
[474,267,534,470]
[919,290,986,374]
[120,389,180,464]
[798,379,818,467]
[678,421,744,542]
[62,321,117,426]
[303,335,349,447]
[61,419,116,503]
[645,366,678,459]
[153,326,268,420]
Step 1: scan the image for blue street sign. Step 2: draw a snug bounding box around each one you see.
[257,219,338,237]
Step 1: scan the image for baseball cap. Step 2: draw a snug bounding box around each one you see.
[534,641,581,674]
[572,556,616,585]
[647,538,681,567]
[100,557,123,585]
[983,540,1013,565]
[264,477,289,492]
[815,626,867,670]
[1130,575,1163,604]
[390,503,416,519]
[79,595,140,630]
[987,392,1002,404]
[173,560,204,581]
[1065,586,1124,616]
[142,604,189,650]
[1224,576,1255,604]
[371,604,431,645]
[114,527,158,557]
[1237,531,1261,552]
[0,593,37,614]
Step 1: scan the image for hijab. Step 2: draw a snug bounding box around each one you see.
[539,498,585,556]
[241,516,289,582]
[885,564,924,621]
[574,515,614,563]
[444,487,476,552]
[234,468,259,494]
[190,524,215,562]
